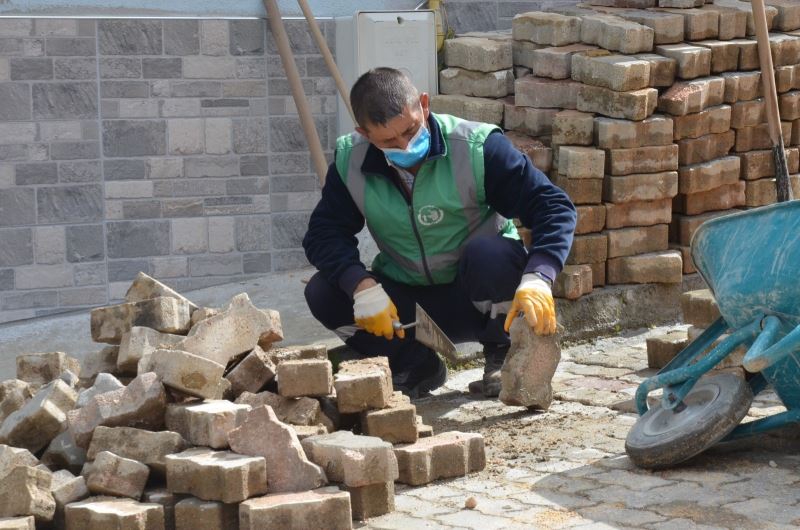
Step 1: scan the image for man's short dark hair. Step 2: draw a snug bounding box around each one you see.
[350,68,419,129]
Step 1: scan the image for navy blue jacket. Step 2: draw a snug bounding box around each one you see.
[302,113,577,297]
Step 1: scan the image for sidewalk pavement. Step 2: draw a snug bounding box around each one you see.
[362,324,800,530]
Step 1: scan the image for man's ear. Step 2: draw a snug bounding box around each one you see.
[420,92,430,119]
[355,126,369,139]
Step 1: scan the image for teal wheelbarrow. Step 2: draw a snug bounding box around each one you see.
[626,201,800,469]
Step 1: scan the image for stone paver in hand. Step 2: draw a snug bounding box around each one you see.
[363,324,800,530]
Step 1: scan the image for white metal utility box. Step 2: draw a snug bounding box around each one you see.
[335,10,438,136]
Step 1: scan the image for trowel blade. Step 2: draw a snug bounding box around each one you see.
[413,303,462,364]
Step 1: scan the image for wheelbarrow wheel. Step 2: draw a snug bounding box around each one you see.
[625,372,753,469]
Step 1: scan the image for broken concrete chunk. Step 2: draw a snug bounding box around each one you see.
[301,431,398,487]
[0,445,39,480]
[165,400,250,449]
[64,497,165,530]
[174,497,237,530]
[68,372,167,448]
[235,390,324,427]
[239,487,352,530]
[0,380,77,453]
[0,381,33,424]
[91,297,192,345]
[149,349,226,399]
[41,430,86,475]
[394,431,486,486]
[361,392,418,445]
[277,360,333,398]
[178,293,283,366]
[345,481,395,521]
[76,373,125,408]
[165,448,267,503]
[87,427,187,475]
[83,451,149,500]
[500,320,561,410]
[225,346,277,396]
[118,327,184,375]
[0,466,55,525]
[16,352,81,387]
[334,357,392,414]
[125,272,199,314]
[229,405,327,493]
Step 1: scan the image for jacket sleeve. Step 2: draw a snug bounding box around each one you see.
[302,161,372,298]
[483,131,577,282]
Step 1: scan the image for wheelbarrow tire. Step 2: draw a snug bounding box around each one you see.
[625,372,753,470]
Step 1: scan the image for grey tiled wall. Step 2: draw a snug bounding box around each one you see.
[0,17,335,324]
[0,2,579,324]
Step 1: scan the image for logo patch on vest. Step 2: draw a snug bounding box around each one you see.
[417,205,444,226]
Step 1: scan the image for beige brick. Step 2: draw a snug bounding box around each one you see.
[681,289,720,327]
[505,132,553,172]
[277,359,332,398]
[673,180,745,215]
[733,122,792,152]
[635,53,677,87]
[576,204,606,234]
[91,297,191,344]
[579,14,654,54]
[721,71,762,104]
[655,43,711,80]
[16,352,80,387]
[361,392,417,445]
[239,488,351,530]
[443,37,512,72]
[769,33,800,67]
[745,175,800,207]
[394,431,485,486]
[605,198,673,229]
[0,380,76,453]
[165,448,267,503]
[552,110,594,146]
[566,233,608,265]
[571,53,650,91]
[656,8,719,41]
[165,400,250,449]
[590,260,606,287]
[671,243,696,273]
[658,76,725,116]
[678,130,735,165]
[334,357,392,414]
[673,105,731,140]
[225,345,276,396]
[515,76,580,109]
[0,516,34,530]
[439,67,513,98]
[730,98,765,129]
[0,381,34,425]
[607,250,683,284]
[174,497,237,530]
[84,451,149,500]
[86,426,187,476]
[738,148,800,180]
[603,171,678,203]
[557,146,605,179]
[301,431,398,487]
[594,114,673,149]
[553,264,593,300]
[117,326,183,376]
[577,85,658,121]
[0,467,54,525]
[512,12,582,46]
[768,0,800,31]
[658,0,702,7]
[430,95,503,125]
[702,5,748,40]
[345,481,395,521]
[678,156,741,194]
[729,39,760,70]
[615,10,684,45]
[147,349,225,400]
[694,39,739,74]
[780,91,800,121]
[605,144,679,176]
[605,224,669,258]
[528,43,598,79]
[512,40,545,69]
[504,100,559,135]
[646,330,689,369]
[65,497,164,530]
[775,64,800,94]
[550,174,603,205]
[669,210,739,245]
[793,119,800,146]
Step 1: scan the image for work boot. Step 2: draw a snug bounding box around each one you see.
[468,346,508,397]
[393,352,447,399]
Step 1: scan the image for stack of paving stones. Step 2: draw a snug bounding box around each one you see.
[431,0,800,298]
[646,287,746,370]
[0,273,484,529]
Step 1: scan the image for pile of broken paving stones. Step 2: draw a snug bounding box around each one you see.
[0,272,485,529]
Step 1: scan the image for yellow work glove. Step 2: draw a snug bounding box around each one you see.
[353,284,405,340]
[504,273,556,336]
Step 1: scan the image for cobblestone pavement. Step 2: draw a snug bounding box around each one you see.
[361,324,800,530]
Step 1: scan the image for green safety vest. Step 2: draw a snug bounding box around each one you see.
[335,113,519,286]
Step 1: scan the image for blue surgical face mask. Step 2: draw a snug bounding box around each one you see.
[382,123,431,169]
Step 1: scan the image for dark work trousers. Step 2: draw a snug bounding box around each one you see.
[304,235,527,381]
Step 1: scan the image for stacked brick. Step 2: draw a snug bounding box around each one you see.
[0,272,485,529]
[432,0,800,298]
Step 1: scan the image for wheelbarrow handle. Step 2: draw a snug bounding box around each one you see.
[743,316,800,373]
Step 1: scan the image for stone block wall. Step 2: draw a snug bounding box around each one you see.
[0,17,337,324]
